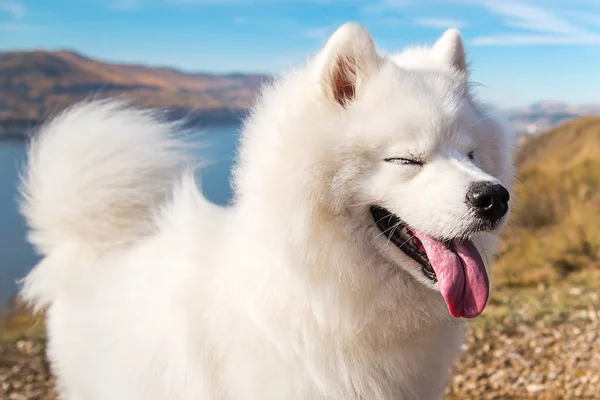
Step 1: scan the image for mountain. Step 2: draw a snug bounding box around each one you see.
[0,50,271,139]
[506,102,600,136]
[1,50,598,140]
[494,116,600,287]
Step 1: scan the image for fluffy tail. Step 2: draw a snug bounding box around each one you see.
[20,100,193,308]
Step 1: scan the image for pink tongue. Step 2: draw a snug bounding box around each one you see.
[413,233,489,318]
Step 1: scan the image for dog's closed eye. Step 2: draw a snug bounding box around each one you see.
[384,157,425,166]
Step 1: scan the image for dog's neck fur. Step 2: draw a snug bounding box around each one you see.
[234,193,456,333]
[221,191,462,398]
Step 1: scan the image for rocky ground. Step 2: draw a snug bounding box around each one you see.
[1,313,600,399]
[446,311,600,399]
[2,278,600,399]
[0,338,56,400]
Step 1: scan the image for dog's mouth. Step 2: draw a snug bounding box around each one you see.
[370,205,489,319]
[370,205,437,282]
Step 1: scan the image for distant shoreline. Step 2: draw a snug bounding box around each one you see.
[0,112,245,143]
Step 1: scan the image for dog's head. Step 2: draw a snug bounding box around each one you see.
[235,23,514,319]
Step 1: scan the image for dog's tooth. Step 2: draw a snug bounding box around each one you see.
[411,238,422,249]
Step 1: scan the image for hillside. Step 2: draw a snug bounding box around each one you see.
[0,50,270,138]
[494,116,600,287]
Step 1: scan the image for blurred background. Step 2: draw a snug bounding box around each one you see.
[0,0,599,398]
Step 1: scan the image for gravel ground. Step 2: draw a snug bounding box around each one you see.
[446,310,600,399]
[0,339,56,400]
[2,312,600,399]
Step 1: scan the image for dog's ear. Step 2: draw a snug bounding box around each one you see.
[432,29,467,73]
[315,23,380,108]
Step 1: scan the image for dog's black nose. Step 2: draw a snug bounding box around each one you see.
[466,182,510,222]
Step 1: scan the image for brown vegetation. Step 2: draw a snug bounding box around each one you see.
[495,116,600,287]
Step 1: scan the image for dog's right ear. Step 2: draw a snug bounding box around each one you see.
[314,23,380,108]
[432,28,467,73]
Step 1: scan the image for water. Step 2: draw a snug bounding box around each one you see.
[0,124,241,312]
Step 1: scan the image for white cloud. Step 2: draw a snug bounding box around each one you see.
[92,0,600,48]
[471,0,600,46]
[471,33,600,46]
[373,16,405,26]
[361,0,600,46]
[414,17,466,29]
[273,49,312,71]
[381,0,412,7]
[480,1,581,35]
[0,1,25,19]
[0,23,47,32]
[302,26,334,39]
[360,0,412,16]
[168,0,332,4]
[0,1,48,33]
[568,11,600,27]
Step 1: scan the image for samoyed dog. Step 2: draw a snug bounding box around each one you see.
[20,23,513,399]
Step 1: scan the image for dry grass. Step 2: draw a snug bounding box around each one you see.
[0,301,45,343]
[494,117,600,288]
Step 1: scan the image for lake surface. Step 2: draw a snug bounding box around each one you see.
[0,124,241,312]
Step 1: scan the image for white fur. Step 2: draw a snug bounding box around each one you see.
[20,23,514,400]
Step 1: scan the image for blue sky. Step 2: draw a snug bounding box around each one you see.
[1,0,599,107]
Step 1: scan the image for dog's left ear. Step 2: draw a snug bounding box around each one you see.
[315,22,380,107]
[432,29,467,73]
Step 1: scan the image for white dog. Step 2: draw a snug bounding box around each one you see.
[20,23,514,400]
